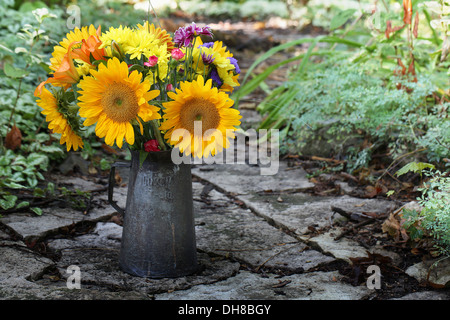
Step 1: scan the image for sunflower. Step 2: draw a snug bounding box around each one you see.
[77,57,161,148]
[160,76,241,158]
[36,88,83,151]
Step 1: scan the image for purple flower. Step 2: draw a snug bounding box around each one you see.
[200,42,214,49]
[174,22,213,48]
[227,57,240,74]
[201,52,215,65]
[210,68,222,87]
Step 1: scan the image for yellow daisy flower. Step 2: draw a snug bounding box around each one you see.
[160,76,241,158]
[99,25,133,50]
[77,57,161,148]
[137,21,175,52]
[36,88,83,151]
[123,28,161,60]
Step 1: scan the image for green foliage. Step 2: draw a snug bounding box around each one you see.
[402,170,450,256]
[236,0,449,174]
[396,162,436,177]
[251,56,448,172]
[77,0,149,28]
[0,5,66,188]
[330,8,357,30]
[179,0,289,20]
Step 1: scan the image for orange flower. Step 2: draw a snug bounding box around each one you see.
[49,25,101,73]
[34,42,80,96]
[72,34,107,65]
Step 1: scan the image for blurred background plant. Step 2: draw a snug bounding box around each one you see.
[234,0,449,184]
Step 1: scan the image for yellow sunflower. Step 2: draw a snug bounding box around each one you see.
[36,88,83,151]
[160,76,241,158]
[77,57,161,148]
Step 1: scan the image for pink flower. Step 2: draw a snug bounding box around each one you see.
[144,55,158,67]
[171,48,185,61]
[166,83,174,92]
[144,139,160,152]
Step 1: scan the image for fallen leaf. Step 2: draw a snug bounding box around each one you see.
[5,125,22,150]
[115,172,122,185]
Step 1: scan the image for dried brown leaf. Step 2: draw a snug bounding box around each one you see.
[5,125,22,151]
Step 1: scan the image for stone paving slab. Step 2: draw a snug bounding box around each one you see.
[192,163,397,237]
[193,183,335,272]
[235,194,397,236]
[154,270,371,300]
[47,230,241,296]
[306,227,401,265]
[0,206,115,242]
[192,163,314,195]
[406,258,450,288]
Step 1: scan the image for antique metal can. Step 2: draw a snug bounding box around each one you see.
[108,150,198,278]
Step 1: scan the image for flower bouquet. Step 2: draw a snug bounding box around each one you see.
[34,21,241,159]
[35,21,242,278]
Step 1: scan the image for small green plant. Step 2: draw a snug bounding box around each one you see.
[416,170,450,256]
[397,166,450,256]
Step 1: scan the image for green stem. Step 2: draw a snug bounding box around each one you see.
[150,119,167,151]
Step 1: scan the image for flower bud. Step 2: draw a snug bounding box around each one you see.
[144,139,160,152]
[171,48,185,61]
[111,40,125,60]
[144,55,158,67]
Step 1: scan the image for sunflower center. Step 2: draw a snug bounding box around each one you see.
[101,82,139,123]
[179,98,220,134]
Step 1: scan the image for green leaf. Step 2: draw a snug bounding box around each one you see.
[100,158,111,171]
[31,207,43,216]
[0,195,17,210]
[139,150,149,167]
[3,62,30,79]
[46,182,55,195]
[4,181,25,189]
[396,162,436,177]
[27,176,38,188]
[39,145,63,154]
[16,201,30,209]
[0,43,13,53]
[330,9,357,30]
[386,190,395,197]
[27,153,48,168]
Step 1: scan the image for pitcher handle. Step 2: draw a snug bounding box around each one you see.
[108,161,131,216]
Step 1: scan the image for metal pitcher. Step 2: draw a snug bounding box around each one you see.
[108,150,198,278]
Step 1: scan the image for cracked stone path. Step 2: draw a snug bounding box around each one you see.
[1,147,449,300]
